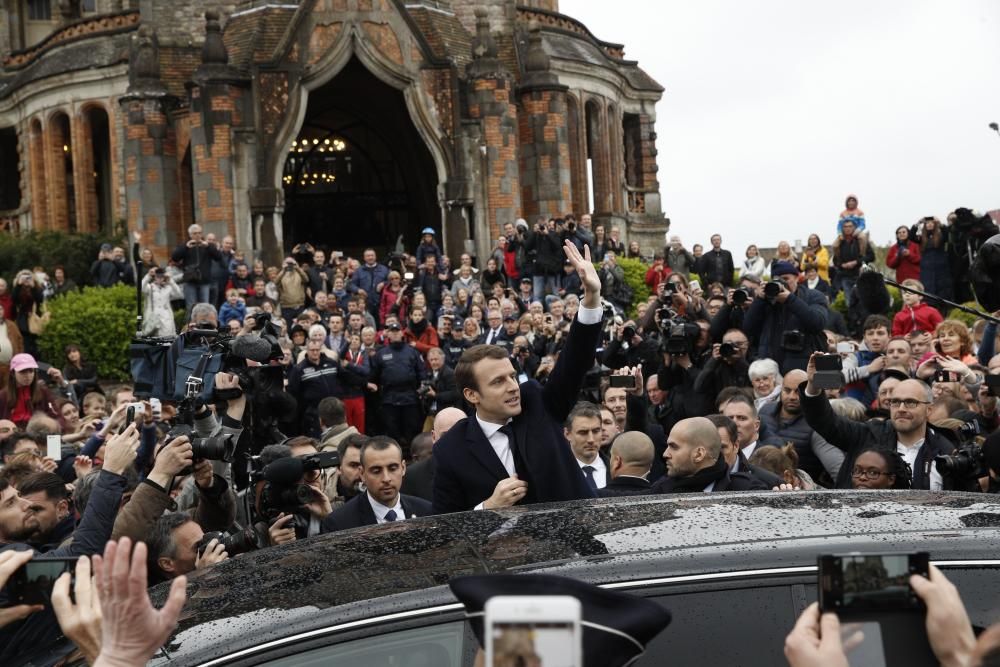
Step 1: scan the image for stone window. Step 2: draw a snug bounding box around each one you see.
[26,0,52,21]
[623,113,643,188]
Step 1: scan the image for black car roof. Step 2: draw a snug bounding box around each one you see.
[152,491,1000,664]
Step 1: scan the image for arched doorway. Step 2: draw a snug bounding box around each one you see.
[85,106,112,232]
[281,57,439,258]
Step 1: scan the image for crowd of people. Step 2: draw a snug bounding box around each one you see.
[0,193,999,664]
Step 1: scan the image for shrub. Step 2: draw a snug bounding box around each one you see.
[830,282,901,321]
[38,285,138,381]
[0,230,126,288]
[946,302,981,329]
[615,257,652,317]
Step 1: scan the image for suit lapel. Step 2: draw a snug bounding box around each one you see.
[466,416,511,481]
[358,494,378,527]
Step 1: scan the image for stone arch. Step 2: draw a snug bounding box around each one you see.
[584,96,610,215]
[78,102,113,232]
[28,118,48,230]
[270,25,451,221]
[606,102,623,213]
[47,109,75,232]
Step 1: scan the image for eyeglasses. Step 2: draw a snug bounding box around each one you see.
[885,398,930,409]
[851,468,892,481]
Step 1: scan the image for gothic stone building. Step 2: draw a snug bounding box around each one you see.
[0,0,665,264]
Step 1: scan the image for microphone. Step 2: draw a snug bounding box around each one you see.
[855,268,891,315]
[226,335,275,363]
[262,456,304,486]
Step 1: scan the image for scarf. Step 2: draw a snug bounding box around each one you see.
[657,456,728,493]
[11,385,33,427]
[409,318,428,337]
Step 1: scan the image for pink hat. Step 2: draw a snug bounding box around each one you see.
[9,353,38,372]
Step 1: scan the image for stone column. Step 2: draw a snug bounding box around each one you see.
[119,25,179,250]
[188,11,250,242]
[466,7,520,248]
[517,23,570,219]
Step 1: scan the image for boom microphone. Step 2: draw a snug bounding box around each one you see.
[226,335,276,363]
[855,268,892,315]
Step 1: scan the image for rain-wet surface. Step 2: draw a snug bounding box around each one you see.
[149,490,1000,664]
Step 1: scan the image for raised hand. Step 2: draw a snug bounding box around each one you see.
[563,240,601,308]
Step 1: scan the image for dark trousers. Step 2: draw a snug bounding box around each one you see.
[381,403,422,450]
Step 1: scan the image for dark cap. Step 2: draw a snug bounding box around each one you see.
[385,322,402,331]
[289,324,307,336]
[100,243,113,252]
[771,261,800,277]
[503,314,518,322]
[520,277,532,285]
[449,574,671,667]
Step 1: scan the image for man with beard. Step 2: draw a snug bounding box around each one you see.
[759,369,825,480]
[651,417,766,493]
[17,472,73,550]
[801,353,954,490]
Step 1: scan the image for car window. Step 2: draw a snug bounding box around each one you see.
[641,585,796,666]
[260,621,466,667]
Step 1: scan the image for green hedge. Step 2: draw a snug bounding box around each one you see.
[616,257,652,318]
[0,230,126,288]
[38,285,137,381]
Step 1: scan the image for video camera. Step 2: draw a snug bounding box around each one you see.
[249,450,341,538]
[655,307,699,356]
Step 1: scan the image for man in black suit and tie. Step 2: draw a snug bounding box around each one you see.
[599,431,654,497]
[321,436,433,532]
[433,240,602,514]
[564,402,610,492]
[400,406,466,502]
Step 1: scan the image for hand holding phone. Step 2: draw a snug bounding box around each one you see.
[46,435,62,462]
[819,552,929,614]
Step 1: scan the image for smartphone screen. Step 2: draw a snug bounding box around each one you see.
[490,622,579,666]
[46,435,61,461]
[609,375,637,389]
[819,552,929,613]
[8,557,78,605]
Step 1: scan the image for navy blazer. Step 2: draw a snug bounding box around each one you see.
[432,316,600,513]
[320,492,433,532]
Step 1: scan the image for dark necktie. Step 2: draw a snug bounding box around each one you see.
[582,465,599,493]
[384,509,397,522]
[499,423,526,478]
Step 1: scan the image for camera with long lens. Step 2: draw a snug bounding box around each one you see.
[935,420,986,491]
[251,451,341,538]
[782,330,806,353]
[195,527,264,558]
[164,423,236,462]
[731,288,751,306]
[764,281,783,303]
[719,342,737,357]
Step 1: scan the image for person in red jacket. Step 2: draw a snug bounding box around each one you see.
[892,279,943,337]
[403,305,440,358]
[644,253,672,293]
[886,225,921,283]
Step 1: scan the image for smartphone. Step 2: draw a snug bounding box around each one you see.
[689,279,702,293]
[46,434,61,461]
[934,370,960,384]
[149,397,162,421]
[986,374,1000,397]
[485,596,582,667]
[835,341,853,355]
[609,374,637,389]
[818,552,929,614]
[813,354,843,390]
[7,556,79,605]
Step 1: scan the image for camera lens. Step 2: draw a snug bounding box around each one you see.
[720,342,736,357]
[190,435,235,462]
[732,289,748,306]
[764,282,781,299]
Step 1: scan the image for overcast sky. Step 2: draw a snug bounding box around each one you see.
[561,0,1000,253]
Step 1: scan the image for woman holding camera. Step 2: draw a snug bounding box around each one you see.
[916,320,980,389]
[0,353,62,430]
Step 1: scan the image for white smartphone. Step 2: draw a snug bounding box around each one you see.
[46,434,61,461]
[689,279,702,293]
[485,595,582,667]
[836,341,854,355]
[149,398,161,421]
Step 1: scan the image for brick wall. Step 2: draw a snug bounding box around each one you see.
[28,122,48,230]
[121,97,179,252]
[468,75,521,241]
[518,87,571,217]
[145,0,238,47]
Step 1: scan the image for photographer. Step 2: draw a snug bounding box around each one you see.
[693,329,752,414]
[599,251,630,313]
[708,275,760,344]
[742,262,828,374]
[421,347,459,419]
[171,224,222,313]
[276,256,310,325]
[525,216,563,301]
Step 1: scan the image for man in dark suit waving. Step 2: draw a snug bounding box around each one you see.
[433,240,602,514]
[322,436,433,532]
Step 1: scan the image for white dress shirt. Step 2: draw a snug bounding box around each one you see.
[367,492,405,523]
[577,456,607,489]
[742,440,759,461]
[477,414,516,476]
[897,438,942,491]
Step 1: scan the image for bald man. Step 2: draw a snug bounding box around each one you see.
[651,417,768,493]
[401,407,466,502]
[598,432,654,497]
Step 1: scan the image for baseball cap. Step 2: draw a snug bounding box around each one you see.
[10,353,38,372]
[771,261,800,277]
[386,322,402,331]
[100,243,113,252]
